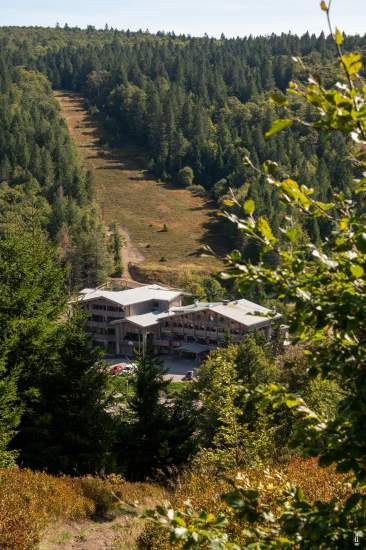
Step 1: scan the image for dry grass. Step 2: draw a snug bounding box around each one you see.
[138,457,352,549]
[0,468,94,549]
[286,457,350,502]
[0,468,166,550]
[54,91,225,284]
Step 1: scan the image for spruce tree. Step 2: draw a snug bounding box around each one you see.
[119,350,170,479]
[15,314,115,475]
[0,221,65,464]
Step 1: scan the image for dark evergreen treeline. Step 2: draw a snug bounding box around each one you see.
[0,56,112,289]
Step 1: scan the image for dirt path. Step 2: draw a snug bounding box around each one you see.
[54,91,143,282]
[39,515,143,550]
[39,482,166,550]
[55,91,224,284]
[119,226,144,281]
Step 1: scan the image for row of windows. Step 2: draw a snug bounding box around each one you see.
[92,304,123,312]
[90,315,123,323]
[171,328,241,336]
[168,322,241,332]
[89,327,116,336]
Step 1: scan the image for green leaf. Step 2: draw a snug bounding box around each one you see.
[335,27,344,45]
[244,199,255,216]
[284,395,302,408]
[356,234,366,253]
[257,217,276,244]
[270,92,288,106]
[341,52,363,76]
[351,264,364,278]
[263,160,279,175]
[265,119,293,139]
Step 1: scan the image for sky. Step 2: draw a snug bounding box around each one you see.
[1,0,365,37]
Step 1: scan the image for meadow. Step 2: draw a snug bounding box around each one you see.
[55,92,225,284]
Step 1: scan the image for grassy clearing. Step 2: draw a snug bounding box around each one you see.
[55,91,225,284]
[166,381,189,396]
[108,372,187,397]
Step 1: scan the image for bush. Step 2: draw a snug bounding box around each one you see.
[187,184,206,197]
[0,468,167,549]
[177,166,194,186]
[0,468,94,550]
[139,458,351,549]
[77,475,120,518]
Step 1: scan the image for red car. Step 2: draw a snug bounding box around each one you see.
[110,363,126,375]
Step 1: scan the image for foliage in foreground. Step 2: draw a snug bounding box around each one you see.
[140,458,351,549]
[145,5,366,548]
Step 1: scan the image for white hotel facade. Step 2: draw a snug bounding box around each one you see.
[77,284,281,357]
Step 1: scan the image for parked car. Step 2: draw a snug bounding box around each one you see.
[182,370,194,381]
[110,363,125,376]
[122,363,137,375]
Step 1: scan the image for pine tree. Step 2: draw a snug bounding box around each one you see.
[15,314,115,475]
[119,350,170,479]
[0,222,65,464]
[0,364,21,467]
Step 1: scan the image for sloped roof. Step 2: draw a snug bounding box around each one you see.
[125,311,171,328]
[211,305,271,329]
[171,298,280,329]
[78,284,182,307]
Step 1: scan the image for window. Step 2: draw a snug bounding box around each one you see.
[107,305,124,312]
[107,328,116,335]
[91,315,104,323]
[125,332,139,342]
[93,304,106,311]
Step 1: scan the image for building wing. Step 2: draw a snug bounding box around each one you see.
[78,284,183,307]
[124,311,172,328]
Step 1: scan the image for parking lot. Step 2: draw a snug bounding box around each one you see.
[161,355,199,381]
[104,354,198,382]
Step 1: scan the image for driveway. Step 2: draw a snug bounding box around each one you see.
[160,355,199,382]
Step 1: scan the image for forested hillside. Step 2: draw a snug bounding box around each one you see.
[0,26,361,252]
[0,54,112,289]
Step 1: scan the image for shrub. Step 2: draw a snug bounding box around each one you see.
[140,458,351,549]
[187,184,206,197]
[0,468,166,549]
[177,166,194,186]
[0,468,94,550]
[77,475,120,518]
